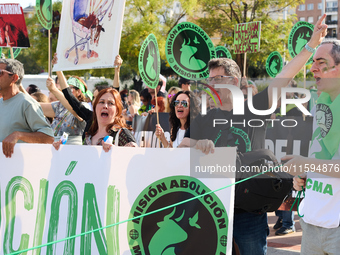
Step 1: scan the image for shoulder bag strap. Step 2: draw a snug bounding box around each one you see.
[114,128,122,146]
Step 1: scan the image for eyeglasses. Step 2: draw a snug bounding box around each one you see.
[206,75,235,84]
[168,93,176,99]
[0,69,14,77]
[173,100,188,108]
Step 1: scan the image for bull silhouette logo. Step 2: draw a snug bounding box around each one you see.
[146,47,157,80]
[295,33,308,54]
[148,208,200,254]
[270,59,278,74]
[180,38,206,71]
[127,176,229,254]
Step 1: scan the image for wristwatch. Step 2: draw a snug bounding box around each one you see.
[305,43,316,53]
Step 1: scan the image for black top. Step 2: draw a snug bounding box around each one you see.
[62,87,93,139]
[185,87,270,153]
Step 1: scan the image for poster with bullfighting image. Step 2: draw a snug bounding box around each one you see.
[0,144,236,255]
[0,4,30,48]
[53,0,126,71]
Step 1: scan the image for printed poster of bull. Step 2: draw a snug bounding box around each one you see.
[0,4,30,48]
[53,0,126,71]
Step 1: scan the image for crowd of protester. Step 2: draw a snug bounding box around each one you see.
[1,14,340,254]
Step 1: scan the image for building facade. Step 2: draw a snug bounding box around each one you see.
[296,0,339,40]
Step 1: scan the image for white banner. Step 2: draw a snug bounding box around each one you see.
[0,144,236,255]
[53,0,125,71]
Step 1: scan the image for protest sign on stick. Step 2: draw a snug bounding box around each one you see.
[0,3,30,60]
[216,46,232,59]
[234,21,261,76]
[288,21,314,65]
[266,51,283,78]
[138,33,161,126]
[166,22,216,80]
[36,0,52,75]
[53,0,125,71]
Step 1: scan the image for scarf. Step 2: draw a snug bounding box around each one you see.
[310,92,340,159]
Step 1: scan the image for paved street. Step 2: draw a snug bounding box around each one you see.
[267,212,302,254]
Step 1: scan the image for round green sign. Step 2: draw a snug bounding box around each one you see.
[215,46,232,59]
[127,175,228,254]
[288,21,314,65]
[166,22,216,80]
[138,34,161,89]
[0,48,21,59]
[266,51,283,78]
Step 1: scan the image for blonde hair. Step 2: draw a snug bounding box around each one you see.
[129,89,141,107]
[165,86,182,112]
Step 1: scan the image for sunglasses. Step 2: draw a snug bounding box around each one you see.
[0,69,14,77]
[173,100,188,108]
[206,75,235,84]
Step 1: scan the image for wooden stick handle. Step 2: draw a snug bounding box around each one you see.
[243,52,247,77]
[48,30,52,77]
[10,47,14,59]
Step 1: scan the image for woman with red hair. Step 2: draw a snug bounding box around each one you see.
[85,87,137,150]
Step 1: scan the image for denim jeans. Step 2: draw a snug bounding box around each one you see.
[275,210,295,229]
[233,212,269,255]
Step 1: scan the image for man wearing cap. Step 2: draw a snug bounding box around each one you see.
[0,59,54,158]
[178,77,191,91]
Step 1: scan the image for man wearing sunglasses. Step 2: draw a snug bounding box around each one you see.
[0,59,54,158]
[179,16,328,255]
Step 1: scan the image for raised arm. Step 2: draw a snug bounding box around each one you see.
[267,14,328,107]
[46,77,83,121]
[52,53,92,121]
[112,55,123,90]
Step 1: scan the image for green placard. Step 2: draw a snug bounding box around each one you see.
[138,34,161,89]
[0,48,21,59]
[166,22,216,80]
[288,21,314,65]
[215,46,232,59]
[36,0,52,30]
[234,21,261,54]
[127,176,228,254]
[266,51,283,78]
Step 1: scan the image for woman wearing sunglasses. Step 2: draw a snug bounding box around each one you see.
[155,91,198,148]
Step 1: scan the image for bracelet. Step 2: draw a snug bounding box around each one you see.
[305,43,316,53]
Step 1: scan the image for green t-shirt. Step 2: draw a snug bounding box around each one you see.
[0,92,53,142]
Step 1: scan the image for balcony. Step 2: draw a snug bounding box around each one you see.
[326,7,338,12]
[326,20,338,25]
[325,33,337,39]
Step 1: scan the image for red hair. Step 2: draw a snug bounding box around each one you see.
[151,97,165,112]
[88,88,130,136]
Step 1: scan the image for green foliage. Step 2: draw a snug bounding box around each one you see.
[196,0,304,78]
[21,0,308,81]
[165,79,179,91]
[18,1,62,74]
[94,80,110,87]
[119,0,198,79]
